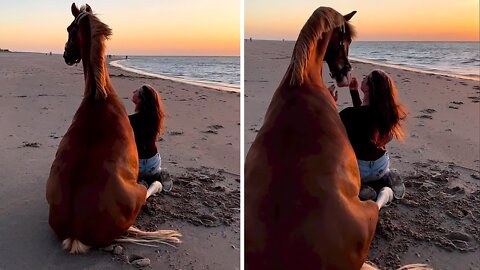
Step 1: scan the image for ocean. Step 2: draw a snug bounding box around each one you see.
[349,41,480,81]
[110,56,240,92]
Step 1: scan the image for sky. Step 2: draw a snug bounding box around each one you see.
[0,1,240,56]
[246,0,480,41]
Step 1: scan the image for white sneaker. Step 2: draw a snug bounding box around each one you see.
[376,187,394,209]
[146,181,163,198]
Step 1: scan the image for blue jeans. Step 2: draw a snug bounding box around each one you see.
[357,152,390,183]
[138,153,162,180]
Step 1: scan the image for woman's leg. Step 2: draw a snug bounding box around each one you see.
[358,153,390,201]
[144,154,173,192]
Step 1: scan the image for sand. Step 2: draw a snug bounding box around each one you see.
[0,52,239,269]
[245,40,480,270]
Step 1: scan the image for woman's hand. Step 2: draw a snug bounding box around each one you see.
[328,84,338,101]
[349,77,359,91]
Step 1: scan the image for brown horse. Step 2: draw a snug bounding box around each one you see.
[245,7,433,269]
[46,3,180,254]
[245,7,379,270]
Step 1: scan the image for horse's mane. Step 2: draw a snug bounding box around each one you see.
[80,5,112,100]
[289,7,356,87]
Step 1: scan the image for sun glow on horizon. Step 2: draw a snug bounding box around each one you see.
[0,0,240,56]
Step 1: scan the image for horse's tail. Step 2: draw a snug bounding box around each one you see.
[115,225,182,248]
[362,262,432,270]
[62,238,90,254]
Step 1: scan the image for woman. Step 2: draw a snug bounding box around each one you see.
[129,84,173,194]
[330,70,407,201]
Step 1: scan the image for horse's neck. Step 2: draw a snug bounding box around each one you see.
[303,33,331,88]
[268,34,333,120]
[81,43,112,101]
[280,33,332,91]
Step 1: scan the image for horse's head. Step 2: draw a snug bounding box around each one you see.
[325,11,356,87]
[289,7,357,88]
[63,3,92,65]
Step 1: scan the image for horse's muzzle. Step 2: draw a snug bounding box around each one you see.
[63,50,81,66]
[330,63,352,85]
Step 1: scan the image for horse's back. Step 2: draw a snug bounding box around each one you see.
[46,95,146,246]
[245,87,378,269]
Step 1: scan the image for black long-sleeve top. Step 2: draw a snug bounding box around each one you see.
[128,113,158,159]
[339,90,387,161]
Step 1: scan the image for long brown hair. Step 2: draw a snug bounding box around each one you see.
[366,70,407,146]
[136,84,166,141]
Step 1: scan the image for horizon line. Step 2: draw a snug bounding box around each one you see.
[245,39,480,43]
[0,50,240,57]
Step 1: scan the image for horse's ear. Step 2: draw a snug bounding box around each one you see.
[85,4,92,13]
[71,3,80,17]
[344,11,357,21]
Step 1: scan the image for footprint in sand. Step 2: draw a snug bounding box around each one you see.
[444,231,476,251]
[467,96,480,103]
[20,142,41,148]
[405,180,425,189]
[446,208,469,219]
[168,131,184,136]
[208,124,224,130]
[443,186,465,195]
[448,101,463,109]
[416,115,433,119]
[420,108,436,114]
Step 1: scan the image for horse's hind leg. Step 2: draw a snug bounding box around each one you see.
[146,181,162,199]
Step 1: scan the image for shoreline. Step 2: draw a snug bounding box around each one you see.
[110,59,241,93]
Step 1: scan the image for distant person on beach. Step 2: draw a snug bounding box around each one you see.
[129,84,173,194]
[329,69,407,202]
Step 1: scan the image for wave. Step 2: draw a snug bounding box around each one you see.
[461,59,480,65]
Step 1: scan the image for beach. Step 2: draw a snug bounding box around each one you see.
[245,40,480,270]
[0,52,240,269]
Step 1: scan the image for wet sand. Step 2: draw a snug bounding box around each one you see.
[245,40,480,270]
[0,52,240,269]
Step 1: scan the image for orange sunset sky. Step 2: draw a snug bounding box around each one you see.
[1,1,478,56]
[246,0,480,41]
[0,1,240,56]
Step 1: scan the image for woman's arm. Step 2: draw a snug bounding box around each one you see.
[349,77,362,107]
[328,84,338,101]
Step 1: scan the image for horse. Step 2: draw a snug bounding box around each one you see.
[46,3,181,254]
[245,6,432,270]
[245,7,379,270]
